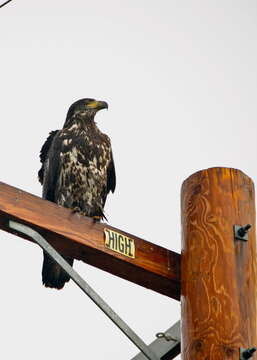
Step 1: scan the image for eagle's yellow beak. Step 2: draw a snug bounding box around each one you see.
[87,100,108,110]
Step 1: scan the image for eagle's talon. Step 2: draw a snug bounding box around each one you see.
[93,215,101,222]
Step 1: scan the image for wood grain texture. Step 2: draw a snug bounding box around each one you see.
[0,181,180,299]
[181,168,257,359]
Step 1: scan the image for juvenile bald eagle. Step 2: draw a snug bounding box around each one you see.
[38,98,116,289]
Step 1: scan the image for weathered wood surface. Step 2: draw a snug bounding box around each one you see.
[0,181,180,299]
[181,168,257,359]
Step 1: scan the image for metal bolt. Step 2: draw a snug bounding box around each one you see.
[238,224,252,238]
[156,332,177,342]
[240,347,256,359]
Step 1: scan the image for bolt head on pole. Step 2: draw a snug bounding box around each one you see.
[240,347,257,359]
[234,224,252,241]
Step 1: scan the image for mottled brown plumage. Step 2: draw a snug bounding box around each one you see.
[38,99,116,289]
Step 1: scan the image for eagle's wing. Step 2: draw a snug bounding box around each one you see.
[43,132,64,202]
[107,151,116,194]
[38,130,62,202]
[38,130,59,185]
[39,130,74,288]
[100,150,116,216]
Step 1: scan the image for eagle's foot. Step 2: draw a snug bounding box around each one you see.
[93,215,101,222]
[72,207,83,215]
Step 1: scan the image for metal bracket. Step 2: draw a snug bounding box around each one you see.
[9,221,159,360]
[132,321,181,360]
[234,224,251,241]
[240,347,256,359]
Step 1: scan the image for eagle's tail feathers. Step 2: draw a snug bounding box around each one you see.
[42,252,74,290]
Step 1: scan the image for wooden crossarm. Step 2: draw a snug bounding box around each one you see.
[0,181,180,300]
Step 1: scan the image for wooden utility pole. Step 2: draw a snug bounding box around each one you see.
[181,168,257,359]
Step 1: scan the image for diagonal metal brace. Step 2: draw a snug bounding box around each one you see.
[9,221,159,360]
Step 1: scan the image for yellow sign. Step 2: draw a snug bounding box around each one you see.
[104,228,135,259]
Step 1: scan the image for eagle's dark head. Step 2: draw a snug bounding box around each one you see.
[64,98,108,127]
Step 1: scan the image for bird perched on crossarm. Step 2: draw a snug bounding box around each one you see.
[38,98,116,289]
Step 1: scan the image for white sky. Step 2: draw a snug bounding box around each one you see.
[0,1,257,359]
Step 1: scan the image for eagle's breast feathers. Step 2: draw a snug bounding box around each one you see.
[56,126,113,217]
